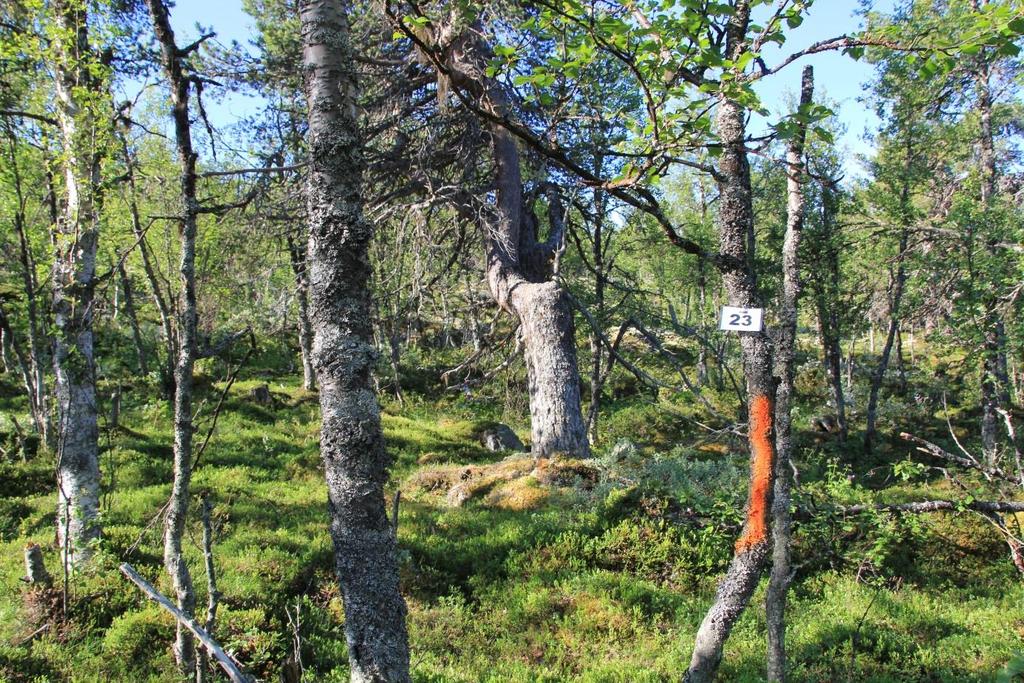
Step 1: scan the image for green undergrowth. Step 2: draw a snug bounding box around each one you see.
[0,358,1021,682]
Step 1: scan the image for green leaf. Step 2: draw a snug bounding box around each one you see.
[997,41,1021,56]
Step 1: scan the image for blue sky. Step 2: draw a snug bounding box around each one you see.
[159,0,895,176]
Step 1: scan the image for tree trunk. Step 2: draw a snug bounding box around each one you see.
[865,139,913,454]
[973,49,1010,465]
[51,0,103,570]
[696,261,709,386]
[766,65,813,683]
[418,20,591,459]
[118,131,176,393]
[301,1,411,680]
[144,0,202,673]
[894,326,907,395]
[286,231,316,391]
[119,263,149,375]
[0,306,41,433]
[0,327,8,373]
[864,227,908,453]
[586,182,607,443]
[462,273,482,352]
[817,177,847,441]
[6,133,50,443]
[514,281,590,457]
[686,7,778,678]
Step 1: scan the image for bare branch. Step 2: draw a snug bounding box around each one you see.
[120,563,251,683]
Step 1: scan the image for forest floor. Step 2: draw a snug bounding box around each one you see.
[0,347,1022,682]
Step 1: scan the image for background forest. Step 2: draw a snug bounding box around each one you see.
[2,0,1024,681]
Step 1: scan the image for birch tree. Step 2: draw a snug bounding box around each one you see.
[49,0,106,570]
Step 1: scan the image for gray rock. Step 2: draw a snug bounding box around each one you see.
[609,439,639,462]
[479,424,525,452]
[249,383,272,406]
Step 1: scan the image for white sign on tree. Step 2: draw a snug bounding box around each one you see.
[719,306,763,332]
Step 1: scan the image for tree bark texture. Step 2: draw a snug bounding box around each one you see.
[766,65,813,683]
[301,2,411,680]
[686,6,778,680]
[51,0,103,570]
[145,0,201,672]
[684,3,778,679]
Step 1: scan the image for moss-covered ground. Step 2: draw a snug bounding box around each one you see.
[0,346,1021,682]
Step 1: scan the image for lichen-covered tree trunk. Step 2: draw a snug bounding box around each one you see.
[301,1,411,680]
[51,0,103,570]
[685,5,778,680]
[145,0,201,673]
[482,123,589,458]
[766,65,813,683]
[513,281,590,457]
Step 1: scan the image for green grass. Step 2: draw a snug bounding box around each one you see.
[0,357,1021,682]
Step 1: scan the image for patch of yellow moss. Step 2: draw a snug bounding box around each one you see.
[485,476,549,511]
[405,454,594,509]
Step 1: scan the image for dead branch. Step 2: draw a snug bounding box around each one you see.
[842,499,1024,515]
[120,563,251,683]
[899,432,1018,485]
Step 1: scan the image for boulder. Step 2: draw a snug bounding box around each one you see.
[479,424,525,452]
[249,384,272,406]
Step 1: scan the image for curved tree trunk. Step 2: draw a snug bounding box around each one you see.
[301,1,411,680]
[482,146,589,458]
[401,17,590,458]
[51,0,103,570]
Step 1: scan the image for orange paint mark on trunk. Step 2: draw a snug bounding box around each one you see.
[736,394,775,553]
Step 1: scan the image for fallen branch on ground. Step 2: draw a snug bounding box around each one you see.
[842,499,1024,515]
[119,563,251,683]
